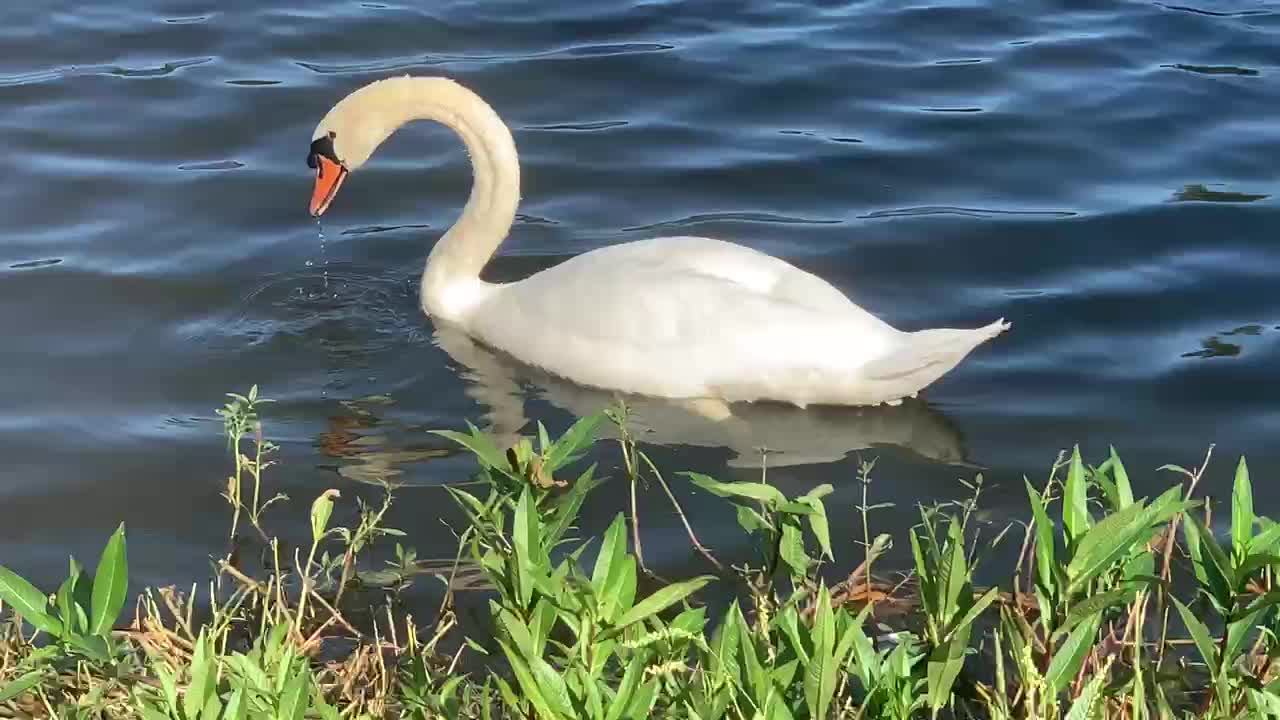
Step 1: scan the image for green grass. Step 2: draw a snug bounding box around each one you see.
[2,386,1280,718]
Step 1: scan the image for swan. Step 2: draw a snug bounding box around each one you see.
[307,75,1010,407]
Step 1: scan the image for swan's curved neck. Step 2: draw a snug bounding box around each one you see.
[354,78,520,320]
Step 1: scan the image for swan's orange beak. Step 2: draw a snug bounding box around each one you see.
[310,155,348,217]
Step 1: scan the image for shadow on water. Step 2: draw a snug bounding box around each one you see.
[315,322,979,488]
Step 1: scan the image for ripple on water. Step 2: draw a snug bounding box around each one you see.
[622,212,841,232]
[1171,184,1270,203]
[1163,63,1261,77]
[858,206,1078,220]
[7,258,63,270]
[0,57,213,87]
[293,42,676,75]
[177,160,245,171]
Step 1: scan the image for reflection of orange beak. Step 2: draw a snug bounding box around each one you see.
[310,155,348,217]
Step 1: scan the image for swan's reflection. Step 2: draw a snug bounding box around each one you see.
[431,324,974,469]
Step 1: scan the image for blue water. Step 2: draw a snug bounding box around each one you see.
[2,0,1278,593]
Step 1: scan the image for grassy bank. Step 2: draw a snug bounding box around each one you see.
[2,387,1279,719]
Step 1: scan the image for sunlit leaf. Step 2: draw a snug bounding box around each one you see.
[682,472,786,506]
[612,575,714,630]
[0,565,61,637]
[89,522,128,637]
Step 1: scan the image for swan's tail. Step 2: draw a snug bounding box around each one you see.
[860,318,1011,399]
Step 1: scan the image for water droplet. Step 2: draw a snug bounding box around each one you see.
[316,217,329,290]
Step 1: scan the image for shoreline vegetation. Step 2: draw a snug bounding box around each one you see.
[3,388,1280,718]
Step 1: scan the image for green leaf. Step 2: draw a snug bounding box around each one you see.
[798,489,834,561]
[604,653,648,720]
[433,424,515,478]
[277,665,311,720]
[1065,662,1109,720]
[0,564,61,637]
[55,556,87,637]
[1063,446,1090,546]
[1233,456,1254,558]
[951,587,1000,639]
[776,608,810,666]
[309,489,339,545]
[779,522,811,578]
[498,640,566,720]
[498,608,536,660]
[545,464,600,547]
[927,623,972,717]
[940,517,968,627]
[0,670,45,703]
[1045,611,1100,693]
[1172,596,1219,676]
[592,513,627,599]
[1101,447,1134,509]
[1024,479,1058,604]
[736,506,771,535]
[1226,607,1263,668]
[804,585,838,720]
[613,575,714,629]
[1053,587,1134,644]
[89,522,128,636]
[512,486,542,609]
[1184,514,1235,607]
[544,412,603,472]
[1252,520,1280,556]
[184,633,216,720]
[682,472,786,507]
[223,688,248,720]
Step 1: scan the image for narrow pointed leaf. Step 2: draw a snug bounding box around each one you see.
[1046,611,1100,693]
[1233,456,1254,557]
[89,522,128,636]
[1172,596,1219,675]
[0,565,61,637]
[613,575,714,629]
[1063,446,1090,546]
[682,472,785,506]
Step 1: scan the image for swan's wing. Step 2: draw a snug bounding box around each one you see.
[464,240,905,402]
[560,236,875,317]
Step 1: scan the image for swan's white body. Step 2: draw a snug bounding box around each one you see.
[310,76,1009,407]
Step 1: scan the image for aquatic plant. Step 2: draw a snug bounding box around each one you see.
[3,387,1280,718]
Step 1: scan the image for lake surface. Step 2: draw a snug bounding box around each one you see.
[2,0,1279,598]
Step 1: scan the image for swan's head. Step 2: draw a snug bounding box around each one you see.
[307,130,348,217]
[307,77,418,216]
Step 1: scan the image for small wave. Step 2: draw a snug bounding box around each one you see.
[1163,63,1259,76]
[226,79,282,86]
[859,206,1077,219]
[516,214,559,225]
[623,212,841,232]
[178,160,245,171]
[1154,2,1272,17]
[341,223,432,236]
[295,42,675,76]
[922,107,984,113]
[0,57,212,87]
[1171,184,1269,203]
[8,258,63,270]
[524,120,628,132]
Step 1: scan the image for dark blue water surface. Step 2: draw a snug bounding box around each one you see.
[2,0,1278,594]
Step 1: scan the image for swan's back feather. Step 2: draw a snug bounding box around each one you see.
[451,235,1007,406]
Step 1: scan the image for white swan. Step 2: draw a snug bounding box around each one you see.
[307,75,1009,407]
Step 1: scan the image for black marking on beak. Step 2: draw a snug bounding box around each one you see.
[307,131,339,169]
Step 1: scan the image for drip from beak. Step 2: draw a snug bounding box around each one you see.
[310,155,348,217]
